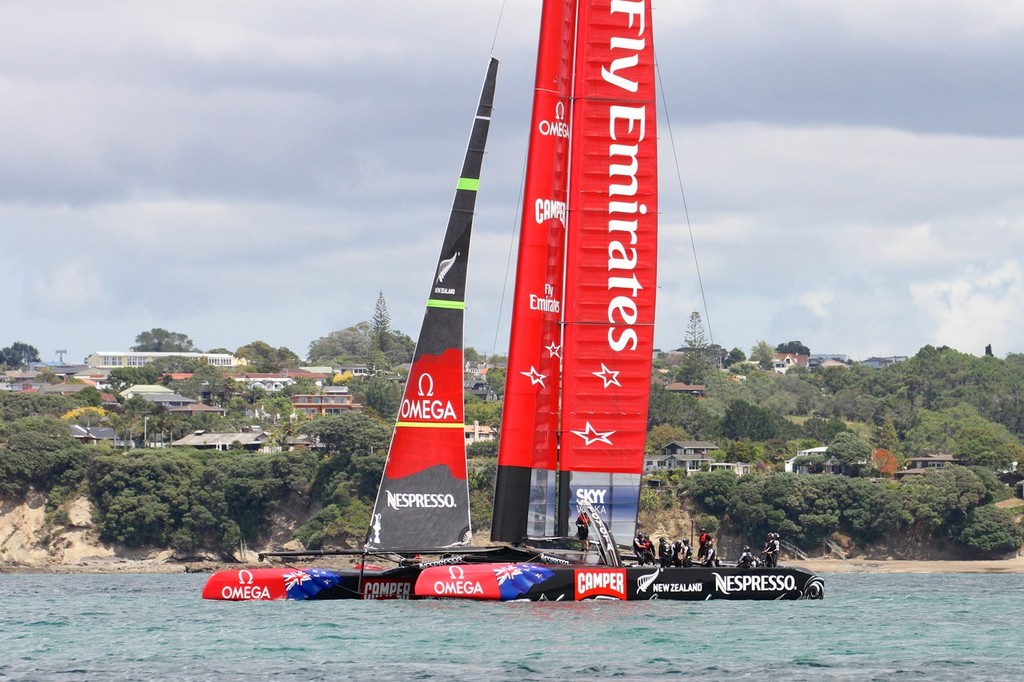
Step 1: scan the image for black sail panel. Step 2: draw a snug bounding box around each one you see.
[366,58,498,551]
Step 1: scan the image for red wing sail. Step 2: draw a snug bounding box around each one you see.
[560,0,657,541]
[491,0,578,542]
[367,59,499,551]
[493,1,657,544]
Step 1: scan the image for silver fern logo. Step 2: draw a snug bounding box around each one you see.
[436,252,459,283]
[636,569,660,593]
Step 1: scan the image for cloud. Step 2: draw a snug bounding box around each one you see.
[1,1,1023,364]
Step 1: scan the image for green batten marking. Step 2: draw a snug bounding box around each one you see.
[457,177,480,191]
[427,299,465,310]
[396,422,466,429]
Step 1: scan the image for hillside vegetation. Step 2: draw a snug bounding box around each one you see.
[1,344,1023,563]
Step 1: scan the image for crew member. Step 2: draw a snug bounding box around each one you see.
[736,545,755,569]
[701,539,720,567]
[575,510,591,552]
[698,528,711,559]
[633,531,648,565]
[640,533,655,566]
[768,533,781,567]
[658,536,672,567]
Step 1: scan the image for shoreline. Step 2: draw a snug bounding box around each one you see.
[4,556,1024,575]
[788,557,1024,574]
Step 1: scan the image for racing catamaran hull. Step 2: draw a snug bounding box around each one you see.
[202,563,823,601]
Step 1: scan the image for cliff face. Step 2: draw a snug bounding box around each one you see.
[0,490,315,571]
[0,492,174,569]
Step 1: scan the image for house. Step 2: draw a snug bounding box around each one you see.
[644,440,719,474]
[708,461,755,475]
[38,383,95,397]
[86,351,247,369]
[148,393,197,408]
[166,403,227,417]
[785,446,830,474]
[69,425,116,445]
[172,429,269,451]
[120,384,174,399]
[808,354,848,370]
[773,353,809,373]
[786,446,870,475]
[895,453,960,479]
[226,371,330,393]
[291,387,362,416]
[465,379,497,401]
[860,356,908,370]
[465,421,496,444]
[335,365,370,378]
[665,383,705,398]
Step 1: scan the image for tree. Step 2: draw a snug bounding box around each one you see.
[749,340,776,370]
[131,328,198,353]
[955,505,1023,555]
[235,341,301,372]
[0,342,41,369]
[358,376,403,420]
[105,367,161,394]
[723,347,746,369]
[371,291,391,357]
[486,366,507,398]
[776,340,810,356]
[646,423,690,456]
[827,432,872,476]
[678,311,712,384]
[871,449,899,478]
[721,400,777,441]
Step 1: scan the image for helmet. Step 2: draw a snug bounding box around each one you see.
[743,546,750,551]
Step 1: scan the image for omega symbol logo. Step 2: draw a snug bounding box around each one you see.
[448,565,465,580]
[555,101,565,120]
[417,373,435,397]
[238,569,254,585]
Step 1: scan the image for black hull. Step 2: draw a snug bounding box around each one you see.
[294,565,823,601]
[519,565,824,601]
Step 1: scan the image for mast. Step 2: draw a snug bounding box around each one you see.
[366,58,499,551]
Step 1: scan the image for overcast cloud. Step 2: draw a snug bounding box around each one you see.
[3,0,1022,365]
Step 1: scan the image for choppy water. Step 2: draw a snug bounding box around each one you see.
[0,571,1019,680]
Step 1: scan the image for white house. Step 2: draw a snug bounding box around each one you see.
[785,446,829,474]
[644,440,719,474]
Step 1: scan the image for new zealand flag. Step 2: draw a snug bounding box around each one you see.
[492,563,555,600]
[282,568,343,600]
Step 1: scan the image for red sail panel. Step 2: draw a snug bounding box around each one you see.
[491,0,577,542]
[561,0,657,476]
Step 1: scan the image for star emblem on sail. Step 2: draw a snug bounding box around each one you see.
[592,363,621,388]
[521,366,546,387]
[571,421,615,446]
[545,342,562,359]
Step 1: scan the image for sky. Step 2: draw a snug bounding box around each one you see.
[3,0,1023,366]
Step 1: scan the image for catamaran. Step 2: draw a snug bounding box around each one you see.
[203,0,824,602]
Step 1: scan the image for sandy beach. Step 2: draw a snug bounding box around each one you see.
[789,557,1024,574]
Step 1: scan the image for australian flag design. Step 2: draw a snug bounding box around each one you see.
[493,563,555,600]
[283,568,343,600]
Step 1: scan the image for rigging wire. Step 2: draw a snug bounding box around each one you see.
[654,47,728,392]
[488,0,527,361]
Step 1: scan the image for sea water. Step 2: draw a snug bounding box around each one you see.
[0,571,1019,680]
